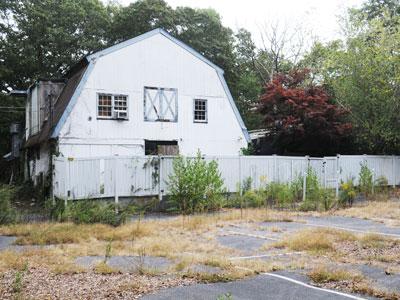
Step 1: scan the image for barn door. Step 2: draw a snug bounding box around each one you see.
[144,87,178,122]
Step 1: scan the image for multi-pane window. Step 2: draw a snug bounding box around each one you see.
[194,99,207,123]
[97,94,128,119]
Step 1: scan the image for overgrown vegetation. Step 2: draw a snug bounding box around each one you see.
[44,199,128,226]
[359,162,374,197]
[230,167,336,212]
[0,185,17,225]
[167,153,225,214]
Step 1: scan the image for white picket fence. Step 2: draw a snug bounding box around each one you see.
[52,155,400,201]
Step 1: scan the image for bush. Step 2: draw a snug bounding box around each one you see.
[359,162,373,196]
[45,198,68,222]
[339,179,357,207]
[265,182,294,209]
[167,153,225,214]
[0,185,17,224]
[374,176,388,194]
[299,167,335,211]
[45,199,126,226]
[242,190,265,208]
[67,201,126,226]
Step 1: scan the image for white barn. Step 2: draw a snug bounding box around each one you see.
[24,28,249,183]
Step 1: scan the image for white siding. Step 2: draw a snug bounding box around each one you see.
[58,33,247,158]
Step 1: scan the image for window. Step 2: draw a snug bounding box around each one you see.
[97,94,128,119]
[194,99,207,123]
[144,87,177,122]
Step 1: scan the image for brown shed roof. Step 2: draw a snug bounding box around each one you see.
[25,61,88,148]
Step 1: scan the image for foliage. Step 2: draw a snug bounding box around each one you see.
[265,182,294,209]
[339,179,357,207]
[45,198,67,222]
[302,1,400,154]
[167,153,225,214]
[45,200,127,226]
[374,175,389,194]
[359,162,374,196]
[258,69,352,156]
[241,190,265,208]
[240,177,253,194]
[240,144,255,155]
[299,168,335,211]
[0,184,17,224]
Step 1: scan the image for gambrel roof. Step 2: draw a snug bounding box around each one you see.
[47,28,250,142]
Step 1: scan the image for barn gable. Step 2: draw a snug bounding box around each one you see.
[51,28,250,143]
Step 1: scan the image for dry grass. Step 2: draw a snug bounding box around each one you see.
[0,208,303,246]
[308,264,400,300]
[93,261,119,274]
[272,228,356,253]
[333,200,400,227]
[308,265,363,283]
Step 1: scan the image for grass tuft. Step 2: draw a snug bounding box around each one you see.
[308,266,363,283]
[93,261,118,274]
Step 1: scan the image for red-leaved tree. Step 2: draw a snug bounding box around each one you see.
[258,69,352,155]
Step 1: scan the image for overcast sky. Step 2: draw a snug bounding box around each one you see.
[114,0,365,45]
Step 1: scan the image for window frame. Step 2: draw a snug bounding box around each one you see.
[144,86,178,122]
[193,98,208,123]
[97,93,129,120]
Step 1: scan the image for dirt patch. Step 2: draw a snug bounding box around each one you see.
[0,266,195,300]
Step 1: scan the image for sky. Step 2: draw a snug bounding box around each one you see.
[114,0,365,45]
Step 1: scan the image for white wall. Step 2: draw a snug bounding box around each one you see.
[29,144,50,184]
[58,33,247,158]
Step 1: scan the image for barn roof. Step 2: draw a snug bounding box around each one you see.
[24,61,88,147]
[47,28,250,143]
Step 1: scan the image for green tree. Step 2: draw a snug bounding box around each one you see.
[0,0,110,92]
[302,2,400,154]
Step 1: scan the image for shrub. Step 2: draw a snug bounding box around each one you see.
[167,153,225,214]
[265,182,294,209]
[242,190,265,208]
[0,185,17,224]
[359,162,373,196]
[299,167,335,211]
[67,201,126,226]
[339,178,357,207]
[374,176,388,194]
[45,198,68,221]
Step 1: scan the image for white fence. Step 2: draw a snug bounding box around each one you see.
[52,155,400,201]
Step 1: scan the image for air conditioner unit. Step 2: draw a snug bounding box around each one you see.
[115,111,128,120]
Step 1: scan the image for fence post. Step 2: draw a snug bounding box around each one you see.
[51,156,55,205]
[302,170,307,202]
[335,154,340,198]
[392,155,396,188]
[65,157,70,207]
[273,154,277,182]
[238,155,242,196]
[114,156,119,205]
[158,156,163,202]
[372,168,375,195]
[323,158,327,188]
[303,156,309,201]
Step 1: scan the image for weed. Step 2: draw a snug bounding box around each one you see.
[275,228,356,253]
[216,293,233,300]
[105,239,112,262]
[0,184,17,225]
[308,266,363,283]
[94,261,118,274]
[359,162,373,197]
[167,152,225,214]
[12,261,28,294]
